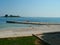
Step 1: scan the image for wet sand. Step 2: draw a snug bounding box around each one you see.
[0,25,60,38]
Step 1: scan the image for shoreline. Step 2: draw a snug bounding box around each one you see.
[0,27,42,38]
[0,25,60,38]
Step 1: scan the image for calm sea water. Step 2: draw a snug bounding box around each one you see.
[0,17,60,30]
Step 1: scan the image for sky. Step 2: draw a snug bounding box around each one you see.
[0,0,60,17]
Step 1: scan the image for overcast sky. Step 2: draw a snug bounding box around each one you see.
[0,0,60,17]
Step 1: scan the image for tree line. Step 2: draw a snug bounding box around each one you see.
[4,14,20,17]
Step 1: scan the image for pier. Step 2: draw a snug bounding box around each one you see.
[6,21,60,25]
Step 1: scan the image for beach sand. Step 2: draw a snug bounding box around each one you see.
[0,25,60,38]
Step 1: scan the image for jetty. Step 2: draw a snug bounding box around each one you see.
[6,21,60,25]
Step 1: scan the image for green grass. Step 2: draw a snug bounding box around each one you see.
[0,36,36,45]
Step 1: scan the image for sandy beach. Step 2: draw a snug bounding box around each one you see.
[0,25,60,38]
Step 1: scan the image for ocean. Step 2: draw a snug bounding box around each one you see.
[0,17,60,30]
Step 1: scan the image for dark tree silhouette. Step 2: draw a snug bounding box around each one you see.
[5,14,8,17]
[10,15,13,17]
